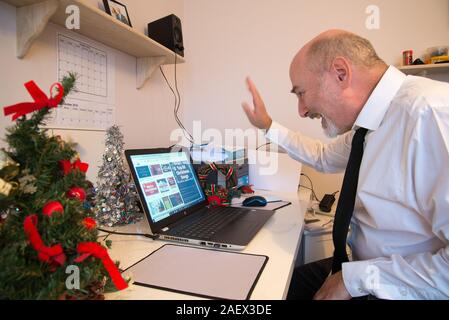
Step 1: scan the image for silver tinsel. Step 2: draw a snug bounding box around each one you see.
[94,125,143,226]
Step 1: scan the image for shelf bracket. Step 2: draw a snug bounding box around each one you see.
[136,56,167,89]
[16,0,60,59]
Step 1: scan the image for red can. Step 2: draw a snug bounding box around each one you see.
[403,50,413,66]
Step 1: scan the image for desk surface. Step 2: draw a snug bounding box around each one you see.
[104,190,307,300]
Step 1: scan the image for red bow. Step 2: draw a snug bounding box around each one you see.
[59,159,89,175]
[4,81,64,121]
[75,242,128,291]
[23,215,66,270]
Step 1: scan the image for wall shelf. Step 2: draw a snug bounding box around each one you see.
[2,0,185,89]
[398,63,449,76]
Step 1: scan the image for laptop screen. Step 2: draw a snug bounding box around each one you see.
[129,151,206,223]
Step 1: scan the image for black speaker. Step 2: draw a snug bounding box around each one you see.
[147,14,184,57]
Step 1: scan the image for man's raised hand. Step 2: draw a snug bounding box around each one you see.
[242,77,273,130]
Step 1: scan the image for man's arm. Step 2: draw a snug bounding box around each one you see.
[266,121,353,173]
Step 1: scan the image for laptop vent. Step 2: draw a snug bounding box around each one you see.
[164,236,188,242]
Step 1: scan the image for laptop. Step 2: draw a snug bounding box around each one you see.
[125,147,275,250]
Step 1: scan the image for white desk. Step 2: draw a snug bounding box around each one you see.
[104,190,307,300]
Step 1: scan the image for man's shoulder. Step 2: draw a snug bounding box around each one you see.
[391,76,449,118]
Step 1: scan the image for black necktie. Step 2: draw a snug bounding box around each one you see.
[331,127,368,274]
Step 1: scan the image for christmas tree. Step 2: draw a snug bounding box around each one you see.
[94,125,142,227]
[0,76,127,299]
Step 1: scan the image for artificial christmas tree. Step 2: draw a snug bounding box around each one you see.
[94,125,142,227]
[0,76,127,299]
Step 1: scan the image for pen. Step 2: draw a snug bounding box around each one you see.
[231,200,285,205]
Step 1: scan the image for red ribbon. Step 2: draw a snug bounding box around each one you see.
[4,81,64,121]
[225,167,234,180]
[59,159,89,175]
[209,163,217,172]
[75,242,128,291]
[239,185,255,194]
[23,215,66,270]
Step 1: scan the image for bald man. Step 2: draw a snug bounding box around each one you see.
[243,30,449,300]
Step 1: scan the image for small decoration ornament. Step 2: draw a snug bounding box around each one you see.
[42,201,64,217]
[0,178,13,196]
[67,187,87,201]
[82,217,97,230]
[0,149,17,170]
[18,170,37,194]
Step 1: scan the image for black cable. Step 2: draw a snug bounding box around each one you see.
[298,185,314,193]
[97,228,159,240]
[256,142,272,151]
[159,53,194,144]
[173,52,194,143]
[299,173,319,201]
[159,64,191,143]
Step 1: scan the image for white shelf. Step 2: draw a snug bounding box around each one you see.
[2,0,185,89]
[398,63,449,76]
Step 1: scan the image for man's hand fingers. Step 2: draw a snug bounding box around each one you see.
[242,102,254,119]
[246,77,265,111]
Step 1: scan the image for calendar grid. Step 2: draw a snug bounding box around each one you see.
[58,34,108,98]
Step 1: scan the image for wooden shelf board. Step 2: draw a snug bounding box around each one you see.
[3,0,184,64]
[398,63,449,75]
[3,0,38,6]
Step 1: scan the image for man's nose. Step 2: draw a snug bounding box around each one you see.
[298,102,309,118]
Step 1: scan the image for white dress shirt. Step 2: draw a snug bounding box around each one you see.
[266,66,449,300]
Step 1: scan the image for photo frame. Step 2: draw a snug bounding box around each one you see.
[103,0,132,27]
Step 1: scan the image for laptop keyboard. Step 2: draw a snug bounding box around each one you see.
[170,207,248,240]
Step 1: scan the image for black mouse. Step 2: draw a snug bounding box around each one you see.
[242,196,267,207]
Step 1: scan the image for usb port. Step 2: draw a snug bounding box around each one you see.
[221,244,228,248]
[200,241,206,245]
[213,244,220,248]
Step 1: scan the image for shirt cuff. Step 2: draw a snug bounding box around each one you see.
[342,260,373,298]
[265,121,290,147]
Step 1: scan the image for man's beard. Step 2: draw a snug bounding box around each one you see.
[308,113,340,138]
[321,116,340,138]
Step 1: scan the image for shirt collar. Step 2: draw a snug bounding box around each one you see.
[353,66,407,131]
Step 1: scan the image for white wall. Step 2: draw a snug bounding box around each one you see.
[0,0,184,182]
[182,0,449,199]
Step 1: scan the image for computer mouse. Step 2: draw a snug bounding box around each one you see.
[242,196,267,207]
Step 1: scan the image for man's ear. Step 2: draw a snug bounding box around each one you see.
[331,57,351,87]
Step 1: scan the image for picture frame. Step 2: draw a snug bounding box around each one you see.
[103,0,132,27]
